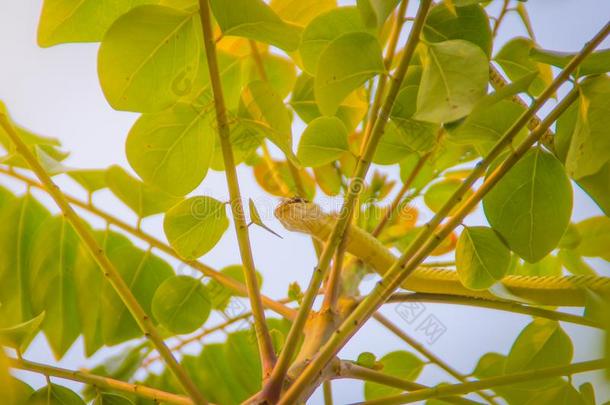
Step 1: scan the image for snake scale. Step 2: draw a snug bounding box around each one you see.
[274,199,610,307]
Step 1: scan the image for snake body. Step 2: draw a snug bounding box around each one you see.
[275,199,610,306]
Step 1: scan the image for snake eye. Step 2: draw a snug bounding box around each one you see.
[289,196,309,204]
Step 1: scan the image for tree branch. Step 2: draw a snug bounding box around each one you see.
[197,0,276,375]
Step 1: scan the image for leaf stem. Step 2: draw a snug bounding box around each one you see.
[0,115,207,404]
[0,166,295,320]
[279,20,610,401]
[9,358,193,405]
[197,0,276,375]
[265,1,433,400]
[372,313,499,405]
[354,359,605,405]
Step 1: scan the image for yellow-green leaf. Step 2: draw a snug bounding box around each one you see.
[68,169,107,193]
[483,149,573,263]
[364,351,424,400]
[0,312,45,353]
[270,0,336,26]
[210,0,302,52]
[415,40,488,124]
[249,199,282,238]
[297,116,349,167]
[356,0,400,28]
[29,384,86,405]
[574,216,610,261]
[126,104,215,196]
[93,393,134,405]
[164,196,229,260]
[315,32,384,116]
[98,5,200,112]
[530,47,610,77]
[152,275,211,334]
[456,226,511,290]
[37,0,156,47]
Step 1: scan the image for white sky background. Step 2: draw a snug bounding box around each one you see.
[1,0,610,403]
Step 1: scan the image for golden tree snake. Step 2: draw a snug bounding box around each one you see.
[274,199,610,307]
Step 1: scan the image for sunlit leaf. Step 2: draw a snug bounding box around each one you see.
[243,52,297,99]
[68,169,107,193]
[270,0,336,26]
[415,40,488,123]
[483,149,572,263]
[93,393,134,405]
[364,351,425,400]
[456,226,511,290]
[314,164,343,196]
[152,275,212,334]
[164,196,229,260]
[253,159,316,199]
[374,120,436,165]
[577,161,610,217]
[495,37,553,96]
[207,265,262,310]
[423,3,492,56]
[299,7,371,75]
[0,312,45,353]
[423,178,472,215]
[558,250,595,276]
[210,0,302,51]
[98,5,200,112]
[297,116,349,167]
[126,104,215,196]
[315,32,384,116]
[574,216,610,261]
[225,330,262,394]
[38,0,156,47]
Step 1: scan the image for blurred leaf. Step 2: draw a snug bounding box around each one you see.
[29,384,86,405]
[315,32,384,116]
[152,276,212,334]
[314,163,343,196]
[253,159,316,199]
[357,352,377,368]
[423,178,471,215]
[558,250,595,276]
[210,0,302,51]
[207,265,262,310]
[98,5,200,112]
[415,40,488,123]
[37,0,156,47]
[270,0,336,26]
[356,0,400,28]
[514,254,562,277]
[483,149,572,263]
[297,116,349,167]
[574,216,610,261]
[577,161,610,217]
[243,52,297,99]
[126,104,215,196]
[106,166,182,218]
[0,312,45,353]
[94,393,134,405]
[164,196,229,260]
[68,169,107,193]
[456,226,511,290]
[210,119,265,171]
[364,351,424,400]
[495,37,553,96]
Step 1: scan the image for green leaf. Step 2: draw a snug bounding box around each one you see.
[210,0,302,52]
[297,116,349,167]
[242,52,297,99]
[506,319,573,374]
[415,40,488,124]
[290,73,367,132]
[29,384,86,405]
[315,32,384,116]
[93,393,134,405]
[270,0,336,26]
[558,250,595,276]
[164,196,229,260]
[37,0,156,47]
[565,76,610,179]
[364,351,424,400]
[207,265,263,310]
[106,165,183,218]
[152,275,212,334]
[238,81,296,163]
[574,216,610,261]
[530,47,610,77]
[314,164,343,196]
[3,377,34,405]
[68,169,107,193]
[483,149,573,263]
[357,352,377,368]
[494,37,553,97]
[248,199,282,238]
[126,104,215,196]
[225,330,262,395]
[299,7,371,75]
[101,234,174,345]
[209,119,265,171]
[374,121,437,165]
[98,5,200,112]
[577,161,610,216]
[514,254,562,277]
[0,312,45,353]
[423,3,492,56]
[0,195,50,327]
[356,0,400,28]
[423,178,470,215]
[456,226,511,290]
[29,216,81,359]
[528,383,587,405]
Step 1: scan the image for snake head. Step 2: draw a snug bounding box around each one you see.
[274,197,326,234]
